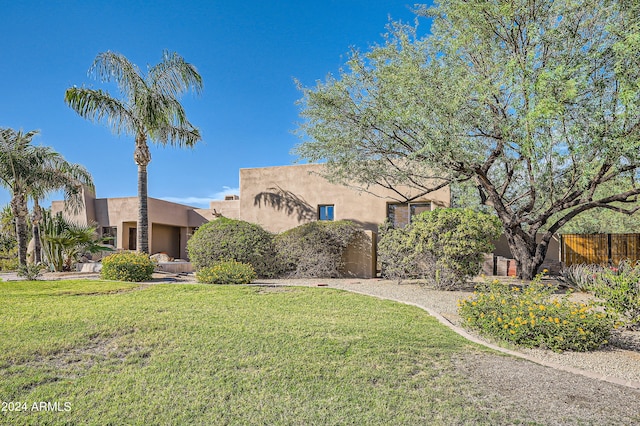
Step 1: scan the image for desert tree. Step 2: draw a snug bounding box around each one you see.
[296,0,640,279]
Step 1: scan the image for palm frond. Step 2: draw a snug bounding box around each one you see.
[89,51,147,102]
[65,87,138,136]
[148,50,203,98]
[153,124,201,148]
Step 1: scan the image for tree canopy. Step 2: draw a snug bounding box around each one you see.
[295,0,640,279]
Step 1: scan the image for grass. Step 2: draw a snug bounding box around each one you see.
[0,280,514,425]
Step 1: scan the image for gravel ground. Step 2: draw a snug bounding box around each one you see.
[5,272,640,424]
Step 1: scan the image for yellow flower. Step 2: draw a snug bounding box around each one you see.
[539,305,546,311]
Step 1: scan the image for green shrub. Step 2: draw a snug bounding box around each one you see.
[187,218,278,277]
[101,251,155,282]
[590,260,640,329]
[17,263,45,281]
[379,208,502,289]
[0,250,18,271]
[458,277,613,352]
[275,221,362,278]
[196,260,256,284]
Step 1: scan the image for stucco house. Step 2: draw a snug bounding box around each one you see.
[210,164,450,233]
[51,191,216,260]
[52,163,451,277]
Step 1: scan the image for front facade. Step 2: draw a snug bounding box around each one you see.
[51,190,215,260]
[52,163,451,276]
[211,163,450,233]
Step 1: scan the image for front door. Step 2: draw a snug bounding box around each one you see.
[129,228,137,250]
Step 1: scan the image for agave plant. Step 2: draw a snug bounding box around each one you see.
[559,263,604,292]
[40,210,111,272]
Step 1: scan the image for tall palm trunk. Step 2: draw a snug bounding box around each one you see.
[31,200,43,264]
[11,190,29,266]
[134,135,151,254]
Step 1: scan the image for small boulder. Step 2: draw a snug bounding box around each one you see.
[151,252,172,263]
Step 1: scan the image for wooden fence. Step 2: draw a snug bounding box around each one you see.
[561,234,640,266]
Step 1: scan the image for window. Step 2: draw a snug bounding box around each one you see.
[387,202,431,227]
[318,205,334,221]
[101,226,117,247]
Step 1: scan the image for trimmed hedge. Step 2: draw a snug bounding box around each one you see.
[187,218,278,277]
[101,251,155,282]
[196,260,256,284]
[275,220,362,278]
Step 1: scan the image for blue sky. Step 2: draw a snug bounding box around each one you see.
[0,1,428,208]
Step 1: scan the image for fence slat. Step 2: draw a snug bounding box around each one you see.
[562,234,640,266]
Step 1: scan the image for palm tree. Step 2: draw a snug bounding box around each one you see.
[0,128,40,265]
[64,50,203,254]
[27,153,93,264]
[40,210,109,272]
[0,128,94,265]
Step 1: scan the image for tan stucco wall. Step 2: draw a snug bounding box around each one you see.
[151,224,181,259]
[53,195,209,260]
[342,230,377,278]
[237,163,450,233]
[209,200,240,219]
[50,186,97,226]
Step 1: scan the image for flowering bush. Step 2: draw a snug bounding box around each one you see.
[101,251,155,282]
[196,260,256,284]
[458,276,613,352]
[590,260,640,329]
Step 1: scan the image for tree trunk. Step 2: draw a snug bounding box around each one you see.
[137,163,149,254]
[502,227,549,280]
[134,135,151,255]
[11,191,29,266]
[32,200,42,264]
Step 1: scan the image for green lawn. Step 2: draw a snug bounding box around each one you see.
[1,280,508,425]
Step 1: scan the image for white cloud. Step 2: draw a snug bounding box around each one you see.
[160,186,240,208]
[211,186,240,200]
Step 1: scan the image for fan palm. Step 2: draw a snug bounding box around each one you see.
[40,210,109,272]
[65,50,203,254]
[0,128,94,265]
